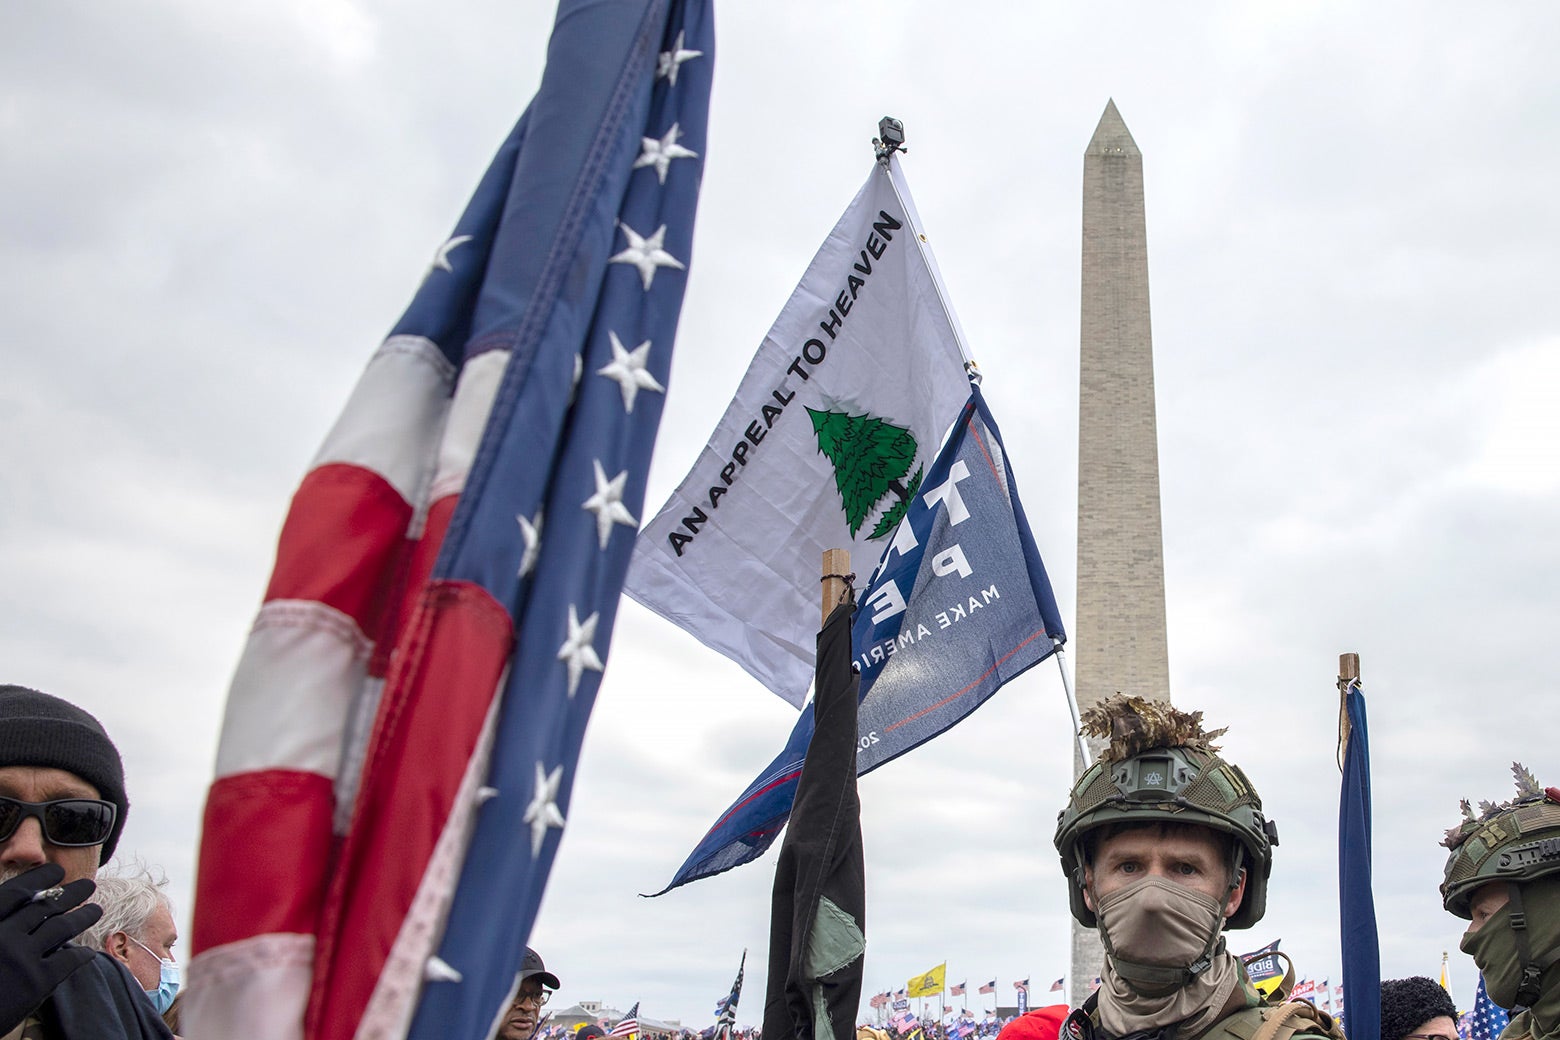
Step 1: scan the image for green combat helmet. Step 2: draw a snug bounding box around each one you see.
[1442,764,1560,916]
[1054,695,1279,931]
[1441,764,1560,1007]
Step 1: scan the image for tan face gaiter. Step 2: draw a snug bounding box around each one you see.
[1095,877,1241,1038]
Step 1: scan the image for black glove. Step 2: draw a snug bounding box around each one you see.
[0,862,103,1033]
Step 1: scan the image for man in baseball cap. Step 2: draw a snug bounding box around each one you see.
[500,947,561,1040]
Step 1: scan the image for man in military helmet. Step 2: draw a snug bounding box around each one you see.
[1053,696,1338,1040]
[1441,765,1560,1040]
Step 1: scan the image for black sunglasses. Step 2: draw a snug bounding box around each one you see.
[0,797,117,847]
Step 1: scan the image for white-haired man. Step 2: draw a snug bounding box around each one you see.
[81,866,180,1018]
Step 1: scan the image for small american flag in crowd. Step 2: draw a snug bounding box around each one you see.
[612,1002,641,1038]
[1461,976,1509,1040]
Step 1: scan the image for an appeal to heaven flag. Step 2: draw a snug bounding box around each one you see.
[653,385,1065,893]
[625,154,971,707]
[187,3,712,1039]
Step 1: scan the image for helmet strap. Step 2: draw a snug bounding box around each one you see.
[1505,881,1560,1011]
[1219,844,1245,925]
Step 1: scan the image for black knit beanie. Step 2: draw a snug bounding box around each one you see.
[0,684,128,863]
[1380,976,1459,1040]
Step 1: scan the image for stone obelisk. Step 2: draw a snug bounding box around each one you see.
[1070,99,1172,1002]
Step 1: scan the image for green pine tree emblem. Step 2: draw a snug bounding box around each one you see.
[807,406,924,540]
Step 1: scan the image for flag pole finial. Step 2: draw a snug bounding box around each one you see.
[874,116,907,165]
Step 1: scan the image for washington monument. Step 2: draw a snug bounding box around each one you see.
[1070,99,1172,998]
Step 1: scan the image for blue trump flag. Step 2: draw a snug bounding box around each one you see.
[1339,675,1380,1040]
[653,384,1065,893]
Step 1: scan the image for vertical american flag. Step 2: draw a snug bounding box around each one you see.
[188,2,712,1039]
[714,951,745,1024]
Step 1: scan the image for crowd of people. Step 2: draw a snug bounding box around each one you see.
[3,685,1558,1040]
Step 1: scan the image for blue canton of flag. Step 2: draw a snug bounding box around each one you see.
[1462,975,1510,1040]
[653,383,1065,893]
[396,2,714,1038]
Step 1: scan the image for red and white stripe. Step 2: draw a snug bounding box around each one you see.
[186,336,511,1040]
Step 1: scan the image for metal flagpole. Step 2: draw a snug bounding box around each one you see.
[1054,647,1091,768]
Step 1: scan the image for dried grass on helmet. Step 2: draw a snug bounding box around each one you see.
[1080,694,1228,765]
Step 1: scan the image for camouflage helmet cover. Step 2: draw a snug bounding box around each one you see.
[1440,763,1560,919]
[1053,696,1279,930]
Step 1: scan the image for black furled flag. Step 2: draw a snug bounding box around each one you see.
[762,595,866,1040]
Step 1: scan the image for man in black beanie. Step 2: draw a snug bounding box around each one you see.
[0,684,130,885]
[1,683,172,1038]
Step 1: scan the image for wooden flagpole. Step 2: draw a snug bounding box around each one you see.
[822,548,850,626]
[1337,652,1360,768]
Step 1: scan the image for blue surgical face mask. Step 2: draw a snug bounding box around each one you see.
[129,935,181,1014]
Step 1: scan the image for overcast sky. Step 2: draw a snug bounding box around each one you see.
[5,0,1560,1031]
